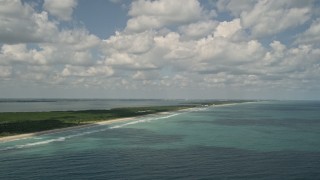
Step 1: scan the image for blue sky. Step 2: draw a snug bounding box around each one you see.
[0,0,320,99]
[73,0,128,38]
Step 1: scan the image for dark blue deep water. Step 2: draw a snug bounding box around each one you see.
[1,101,320,179]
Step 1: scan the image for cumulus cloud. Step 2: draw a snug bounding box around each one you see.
[0,0,107,89]
[154,32,195,60]
[1,44,47,65]
[57,29,100,50]
[43,0,77,21]
[240,0,312,37]
[126,0,203,32]
[104,31,155,54]
[214,18,241,38]
[179,20,218,39]
[98,0,319,96]
[247,42,320,90]
[0,0,58,43]
[62,65,114,77]
[217,0,313,37]
[1,0,320,99]
[195,36,265,64]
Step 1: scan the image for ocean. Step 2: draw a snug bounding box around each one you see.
[1,100,320,179]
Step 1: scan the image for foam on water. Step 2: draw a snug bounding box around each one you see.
[0,137,66,151]
[109,112,182,129]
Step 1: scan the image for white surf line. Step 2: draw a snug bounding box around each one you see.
[0,111,188,151]
[109,112,182,129]
[0,137,67,151]
[182,107,210,112]
[0,107,204,146]
[0,123,98,143]
[0,117,137,144]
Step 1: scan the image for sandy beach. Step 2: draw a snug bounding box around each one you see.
[0,107,196,143]
[0,117,135,143]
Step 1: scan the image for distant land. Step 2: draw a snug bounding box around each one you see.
[0,100,254,138]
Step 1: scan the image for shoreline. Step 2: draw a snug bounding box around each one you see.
[0,117,135,143]
[210,101,259,107]
[0,102,256,143]
[0,110,186,143]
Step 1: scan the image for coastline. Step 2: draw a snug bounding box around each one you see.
[0,102,256,143]
[0,117,135,143]
[0,110,187,143]
[211,101,259,107]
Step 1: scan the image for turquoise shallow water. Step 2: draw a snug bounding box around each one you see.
[1,101,320,179]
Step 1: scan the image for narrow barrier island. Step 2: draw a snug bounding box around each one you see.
[0,100,253,137]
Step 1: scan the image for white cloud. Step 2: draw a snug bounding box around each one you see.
[262,41,287,66]
[239,0,312,37]
[58,29,100,50]
[214,18,241,38]
[196,36,265,64]
[0,0,58,43]
[43,0,77,21]
[270,41,286,52]
[1,44,47,65]
[1,0,320,99]
[17,65,53,82]
[105,52,157,70]
[216,0,256,16]
[62,65,114,77]
[154,32,195,60]
[255,43,320,87]
[132,71,159,81]
[0,7,102,70]
[104,31,155,54]
[295,18,320,45]
[0,42,99,67]
[179,20,218,39]
[126,0,203,32]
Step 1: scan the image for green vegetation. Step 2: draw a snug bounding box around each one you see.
[0,105,193,137]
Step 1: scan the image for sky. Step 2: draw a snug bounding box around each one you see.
[0,0,320,100]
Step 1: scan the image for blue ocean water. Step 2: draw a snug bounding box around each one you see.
[1,101,320,179]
